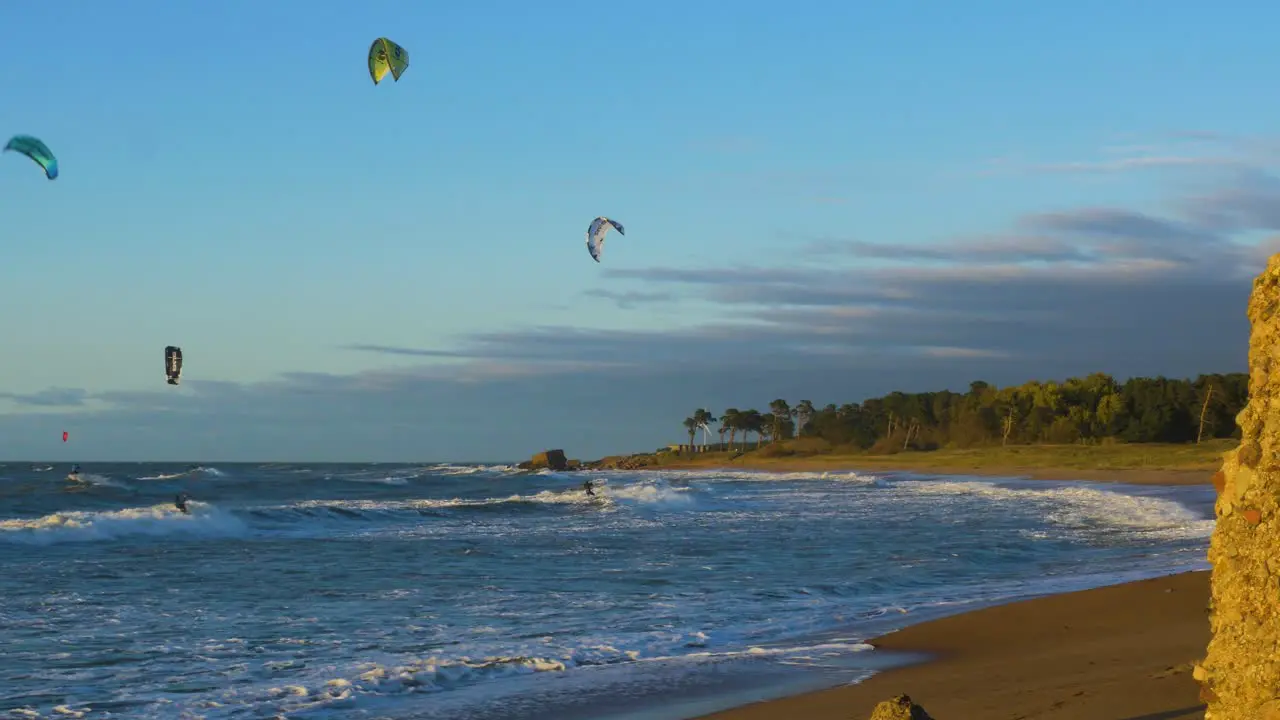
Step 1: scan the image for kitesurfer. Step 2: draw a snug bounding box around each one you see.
[175,493,191,514]
[583,479,596,497]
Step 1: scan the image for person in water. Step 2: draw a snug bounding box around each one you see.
[69,464,80,474]
[583,479,596,497]
[175,492,191,514]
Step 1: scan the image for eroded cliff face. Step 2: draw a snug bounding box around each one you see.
[1198,255,1280,719]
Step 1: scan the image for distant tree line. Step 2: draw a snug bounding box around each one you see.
[679,372,1247,452]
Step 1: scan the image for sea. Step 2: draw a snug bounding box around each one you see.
[0,462,1215,719]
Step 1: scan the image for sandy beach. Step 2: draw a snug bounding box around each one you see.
[655,459,1214,486]
[697,569,1210,720]
[685,460,1215,719]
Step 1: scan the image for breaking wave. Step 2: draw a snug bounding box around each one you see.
[0,502,247,545]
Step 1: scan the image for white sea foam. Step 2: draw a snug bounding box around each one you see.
[0,502,247,544]
[65,472,131,489]
[895,478,1215,541]
[135,472,187,480]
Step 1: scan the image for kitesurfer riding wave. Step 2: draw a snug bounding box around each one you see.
[175,493,191,514]
[583,479,596,497]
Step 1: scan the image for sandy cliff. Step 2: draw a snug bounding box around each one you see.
[1198,254,1280,718]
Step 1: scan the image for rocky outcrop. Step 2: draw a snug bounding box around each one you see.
[868,694,934,720]
[519,449,568,471]
[1198,254,1280,719]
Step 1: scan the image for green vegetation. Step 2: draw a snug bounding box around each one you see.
[596,438,1231,475]
[843,438,1234,470]
[672,372,1245,460]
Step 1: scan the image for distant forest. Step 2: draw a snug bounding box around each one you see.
[679,373,1247,452]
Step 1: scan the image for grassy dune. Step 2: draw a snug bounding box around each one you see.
[616,438,1232,483]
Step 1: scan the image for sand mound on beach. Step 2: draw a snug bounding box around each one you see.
[868,694,934,719]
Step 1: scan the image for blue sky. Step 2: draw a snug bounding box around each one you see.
[0,1,1276,461]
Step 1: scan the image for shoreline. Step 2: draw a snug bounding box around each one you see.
[651,460,1213,486]
[582,440,1230,486]
[694,570,1210,720]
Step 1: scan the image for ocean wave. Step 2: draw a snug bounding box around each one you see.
[640,468,879,484]
[896,478,1214,541]
[0,502,247,544]
[135,472,187,480]
[134,466,224,481]
[429,463,519,476]
[332,473,413,486]
[323,464,520,486]
[65,473,131,490]
[1,473,1209,547]
[237,636,876,718]
[0,484,686,544]
[256,484,654,522]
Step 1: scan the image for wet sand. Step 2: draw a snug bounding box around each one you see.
[697,570,1209,720]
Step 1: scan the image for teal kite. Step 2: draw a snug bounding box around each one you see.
[4,135,57,180]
